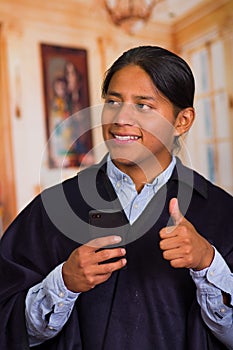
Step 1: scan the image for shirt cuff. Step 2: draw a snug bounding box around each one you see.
[42,262,80,303]
[190,247,233,303]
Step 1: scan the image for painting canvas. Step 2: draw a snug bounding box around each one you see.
[41,44,93,168]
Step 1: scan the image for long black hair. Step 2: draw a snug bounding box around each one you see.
[102,46,195,113]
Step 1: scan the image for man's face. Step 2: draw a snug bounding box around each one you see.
[101,65,177,174]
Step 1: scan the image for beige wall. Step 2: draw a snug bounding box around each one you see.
[0,0,172,217]
[174,0,233,195]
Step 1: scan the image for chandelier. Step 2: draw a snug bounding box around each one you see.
[104,0,161,34]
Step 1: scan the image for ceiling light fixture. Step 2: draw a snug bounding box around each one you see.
[104,0,162,34]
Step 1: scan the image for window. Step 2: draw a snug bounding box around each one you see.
[184,38,233,194]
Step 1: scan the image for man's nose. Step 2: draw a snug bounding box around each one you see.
[113,102,135,125]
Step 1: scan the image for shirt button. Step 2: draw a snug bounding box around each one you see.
[123,177,128,182]
[59,292,65,298]
[209,271,214,276]
[220,308,226,313]
[134,204,138,209]
[117,181,121,188]
[48,326,55,330]
[58,302,64,308]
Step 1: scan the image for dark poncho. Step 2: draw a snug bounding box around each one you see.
[0,157,232,350]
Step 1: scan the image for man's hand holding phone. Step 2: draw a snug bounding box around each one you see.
[62,236,127,293]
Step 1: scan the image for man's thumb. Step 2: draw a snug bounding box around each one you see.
[169,198,183,225]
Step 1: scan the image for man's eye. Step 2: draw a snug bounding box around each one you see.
[105,99,122,107]
[136,103,151,111]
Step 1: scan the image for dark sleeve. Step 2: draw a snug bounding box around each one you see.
[0,194,78,350]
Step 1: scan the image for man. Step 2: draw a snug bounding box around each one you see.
[1,46,233,349]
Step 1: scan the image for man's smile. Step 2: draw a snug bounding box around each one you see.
[109,133,141,144]
[113,134,140,141]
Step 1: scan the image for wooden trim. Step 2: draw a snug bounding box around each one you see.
[173,0,230,33]
[0,23,17,232]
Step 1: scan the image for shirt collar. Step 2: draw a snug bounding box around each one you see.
[107,155,176,194]
[95,153,208,199]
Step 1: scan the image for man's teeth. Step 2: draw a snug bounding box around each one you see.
[114,135,139,141]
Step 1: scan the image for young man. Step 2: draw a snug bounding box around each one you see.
[0,46,233,349]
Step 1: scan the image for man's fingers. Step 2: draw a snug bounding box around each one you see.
[86,253,127,289]
[86,235,122,249]
[91,257,127,288]
[160,235,180,250]
[159,226,177,239]
[169,198,183,226]
[95,247,126,263]
[96,256,127,276]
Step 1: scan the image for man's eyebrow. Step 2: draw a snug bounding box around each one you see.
[105,91,121,98]
[105,91,156,101]
[135,95,156,101]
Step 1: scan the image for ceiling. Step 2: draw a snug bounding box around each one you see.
[25,0,227,28]
[96,0,217,34]
[150,0,208,23]
[75,0,209,23]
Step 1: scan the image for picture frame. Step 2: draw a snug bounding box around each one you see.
[41,44,93,168]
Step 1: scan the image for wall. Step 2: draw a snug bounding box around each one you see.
[174,0,233,194]
[0,0,172,219]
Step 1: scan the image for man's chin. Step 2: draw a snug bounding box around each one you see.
[111,157,137,168]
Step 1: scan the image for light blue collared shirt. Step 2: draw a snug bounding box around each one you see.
[190,249,233,349]
[107,155,176,224]
[26,156,233,349]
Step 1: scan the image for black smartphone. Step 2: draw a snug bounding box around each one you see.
[89,209,127,264]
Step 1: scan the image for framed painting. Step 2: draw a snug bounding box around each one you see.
[41,44,93,168]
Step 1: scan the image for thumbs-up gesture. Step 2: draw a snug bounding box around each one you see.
[159,198,214,270]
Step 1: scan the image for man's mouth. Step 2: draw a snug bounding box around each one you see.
[113,134,140,141]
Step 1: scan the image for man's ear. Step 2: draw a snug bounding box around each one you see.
[174,107,195,136]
